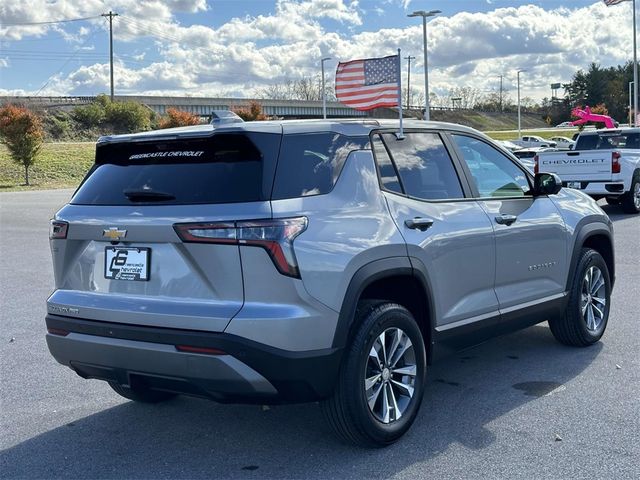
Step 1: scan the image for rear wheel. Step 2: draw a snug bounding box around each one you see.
[322,302,427,447]
[549,248,610,346]
[620,172,640,214]
[109,382,177,403]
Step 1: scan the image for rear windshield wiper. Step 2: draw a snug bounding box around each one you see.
[123,189,176,201]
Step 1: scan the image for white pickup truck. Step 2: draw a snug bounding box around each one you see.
[512,135,557,148]
[535,128,640,213]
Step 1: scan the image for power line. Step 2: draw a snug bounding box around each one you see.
[1,15,102,26]
[34,29,101,96]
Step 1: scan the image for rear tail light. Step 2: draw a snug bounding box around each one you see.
[49,220,68,239]
[533,155,539,175]
[175,345,226,355]
[174,217,308,278]
[612,152,621,174]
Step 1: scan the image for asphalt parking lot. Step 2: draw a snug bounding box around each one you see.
[1,189,638,479]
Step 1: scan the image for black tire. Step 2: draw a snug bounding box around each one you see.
[605,197,620,206]
[321,301,427,447]
[620,172,640,214]
[109,382,177,403]
[549,248,611,347]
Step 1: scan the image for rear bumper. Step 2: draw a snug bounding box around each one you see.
[562,181,627,196]
[45,314,342,404]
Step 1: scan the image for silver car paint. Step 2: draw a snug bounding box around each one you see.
[46,333,277,395]
[49,202,270,331]
[383,193,499,328]
[48,119,612,362]
[270,150,408,313]
[476,197,568,309]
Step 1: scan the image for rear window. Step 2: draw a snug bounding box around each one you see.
[575,132,640,151]
[71,133,280,205]
[271,133,369,199]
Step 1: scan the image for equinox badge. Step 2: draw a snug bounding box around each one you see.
[103,227,127,240]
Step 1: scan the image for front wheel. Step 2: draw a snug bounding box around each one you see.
[549,248,611,347]
[620,172,640,214]
[322,302,427,447]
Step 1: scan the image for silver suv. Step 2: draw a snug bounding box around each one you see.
[47,119,615,447]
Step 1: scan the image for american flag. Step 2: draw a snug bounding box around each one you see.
[603,0,630,5]
[335,55,400,111]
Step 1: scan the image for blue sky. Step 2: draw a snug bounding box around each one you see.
[0,0,636,102]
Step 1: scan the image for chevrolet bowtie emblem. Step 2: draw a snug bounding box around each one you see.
[103,227,127,240]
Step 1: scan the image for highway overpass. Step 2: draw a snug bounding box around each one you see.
[0,95,370,119]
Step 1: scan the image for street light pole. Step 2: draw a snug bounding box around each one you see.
[405,55,415,108]
[517,70,525,139]
[633,0,638,126]
[630,81,635,125]
[321,57,331,119]
[408,10,441,121]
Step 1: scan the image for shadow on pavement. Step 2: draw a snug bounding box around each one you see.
[1,325,601,479]
[599,203,639,222]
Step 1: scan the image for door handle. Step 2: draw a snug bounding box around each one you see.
[495,214,518,225]
[405,217,434,231]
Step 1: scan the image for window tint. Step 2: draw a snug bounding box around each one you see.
[72,133,279,206]
[381,132,464,200]
[272,133,369,199]
[452,135,531,198]
[371,134,402,194]
[576,132,640,150]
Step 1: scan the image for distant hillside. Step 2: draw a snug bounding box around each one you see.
[373,107,550,131]
[430,110,548,131]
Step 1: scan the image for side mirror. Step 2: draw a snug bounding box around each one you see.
[534,172,562,196]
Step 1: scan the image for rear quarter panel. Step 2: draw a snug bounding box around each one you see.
[270,150,407,312]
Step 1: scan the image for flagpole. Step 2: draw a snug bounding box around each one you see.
[397,48,404,139]
[633,0,638,126]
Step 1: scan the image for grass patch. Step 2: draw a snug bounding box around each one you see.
[0,142,94,191]
[0,127,582,192]
[485,129,580,141]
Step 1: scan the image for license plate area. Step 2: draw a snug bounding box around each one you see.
[567,181,582,189]
[105,247,150,281]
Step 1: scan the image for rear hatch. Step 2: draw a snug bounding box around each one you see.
[48,128,281,332]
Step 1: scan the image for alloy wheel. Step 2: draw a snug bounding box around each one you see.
[581,266,607,332]
[364,327,417,424]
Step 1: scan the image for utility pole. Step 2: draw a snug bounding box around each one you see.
[102,11,119,101]
[499,74,503,112]
[405,55,415,108]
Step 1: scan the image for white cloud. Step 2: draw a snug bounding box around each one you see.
[1,0,636,102]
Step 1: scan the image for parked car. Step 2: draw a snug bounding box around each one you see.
[499,140,521,152]
[512,135,557,148]
[47,119,615,447]
[556,121,574,128]
[550,136,576,149]
[536,128,640,213]
[512,147,557,172]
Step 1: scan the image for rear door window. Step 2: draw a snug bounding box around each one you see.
[380,132,464,200]
[371,134,402,194]
[71,133,280,205]
[271,133,369,199]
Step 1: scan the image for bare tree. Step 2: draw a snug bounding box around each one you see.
[258,75,336,102]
